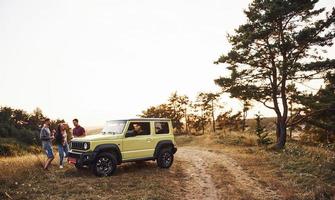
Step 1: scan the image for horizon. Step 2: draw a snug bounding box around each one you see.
[1,0,334,127]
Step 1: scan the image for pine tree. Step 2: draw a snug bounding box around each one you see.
[255,113,272,145]
[293,72,335,142]
[215,0,335,148]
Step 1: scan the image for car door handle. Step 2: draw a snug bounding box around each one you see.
[146,138,152,142]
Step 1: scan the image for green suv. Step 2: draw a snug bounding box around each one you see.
[68,118,177,176]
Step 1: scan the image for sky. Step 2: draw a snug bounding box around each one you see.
[1,0,334,127]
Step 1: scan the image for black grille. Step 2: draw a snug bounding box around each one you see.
[71,141,84,150]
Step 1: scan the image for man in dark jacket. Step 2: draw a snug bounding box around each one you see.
[40,118,54,170]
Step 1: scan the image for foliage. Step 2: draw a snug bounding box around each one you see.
[216,110,242,131]
[293,72,335,143]
[215,0,335,148]
[187,113,209,134]
[241,100,252,132]
[194,92,221,133]
[141,103,183,131]
[141,92,224,135]
[0,106,65,147]
[255,113,272,145]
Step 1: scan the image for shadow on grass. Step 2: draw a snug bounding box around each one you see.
[63,161,160,178]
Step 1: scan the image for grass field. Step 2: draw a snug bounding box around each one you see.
[0,153,186,200]
[0,130,334,200]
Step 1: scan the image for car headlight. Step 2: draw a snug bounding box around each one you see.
[83,142,89,150]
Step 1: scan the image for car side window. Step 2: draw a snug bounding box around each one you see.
[155,122,169,134]
[127,122,151,136]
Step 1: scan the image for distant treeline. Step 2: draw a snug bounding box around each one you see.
[141,86,335,144]
[140,92,254,135]
[0,107,65,155]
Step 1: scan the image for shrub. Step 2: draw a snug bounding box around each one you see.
[255,113,272,145]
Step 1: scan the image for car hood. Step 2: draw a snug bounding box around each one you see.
[72,134,123,142]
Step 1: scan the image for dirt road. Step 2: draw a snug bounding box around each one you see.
[176,147,281,200]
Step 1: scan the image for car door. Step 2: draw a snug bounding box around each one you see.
[122,121,155,160]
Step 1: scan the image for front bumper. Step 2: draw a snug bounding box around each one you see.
[68,151,97,166]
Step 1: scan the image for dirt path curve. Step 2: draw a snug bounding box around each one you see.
[176,147,280,200]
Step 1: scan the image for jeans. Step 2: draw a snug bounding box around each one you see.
[42,141,54,159]
[57,143,69,166]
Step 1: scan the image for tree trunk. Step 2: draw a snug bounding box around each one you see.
[275,118,287,149]
[275,118,280,142]
[202,123,205,135]
[185,108,188,134]
[212,100,216,133]
[242,111,246,132]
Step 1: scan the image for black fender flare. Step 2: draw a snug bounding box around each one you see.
[154,140,176,158]
[93,144,122,164]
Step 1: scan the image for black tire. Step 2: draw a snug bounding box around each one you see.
[92,152,117,177]
[156,148,174,168]
[75,163,85,170]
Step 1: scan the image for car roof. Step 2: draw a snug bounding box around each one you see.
[107,118,171,122]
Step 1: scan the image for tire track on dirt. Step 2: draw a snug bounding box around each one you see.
[176,147,280,200]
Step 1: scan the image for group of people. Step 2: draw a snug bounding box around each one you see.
[39,118,86,170]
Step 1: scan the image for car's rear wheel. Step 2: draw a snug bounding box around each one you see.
[157,148,174,168]
[93,152,117,176]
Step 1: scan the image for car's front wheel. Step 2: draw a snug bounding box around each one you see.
[157,149,174,168]
[92,152,117,176]
[75,163,85,170]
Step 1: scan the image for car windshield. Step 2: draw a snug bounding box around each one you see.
[101,120,126,135]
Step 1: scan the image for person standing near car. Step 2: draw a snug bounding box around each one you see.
[72,118,86,138]
[40,118,54,170]
[55,123,69,169]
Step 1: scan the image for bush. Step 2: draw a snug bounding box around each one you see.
[17,129,36,145]
[0,138,42,156]
[0,123,40,146]
[255,113,272,145]
[0,123,11,137]
[0,143,12,156]
[0,127,9,137]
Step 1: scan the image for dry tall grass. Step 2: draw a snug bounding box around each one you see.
[176,131,335,200]
[0,149,186,200]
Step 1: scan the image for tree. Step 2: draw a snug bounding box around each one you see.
[293,72,335,143]
[196,92,220,133]
[191,102,210,135]
[167,92,191,133]
[27,107,45,130]
[215,0,335,148]
[216,110,243,131]
[140,103,184,132]
[177,95,190,133]
[12,109,30,128]
[0,107,13,124]
[187,113,208,134]
[255,113,272,145]
[241,100,252,132]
